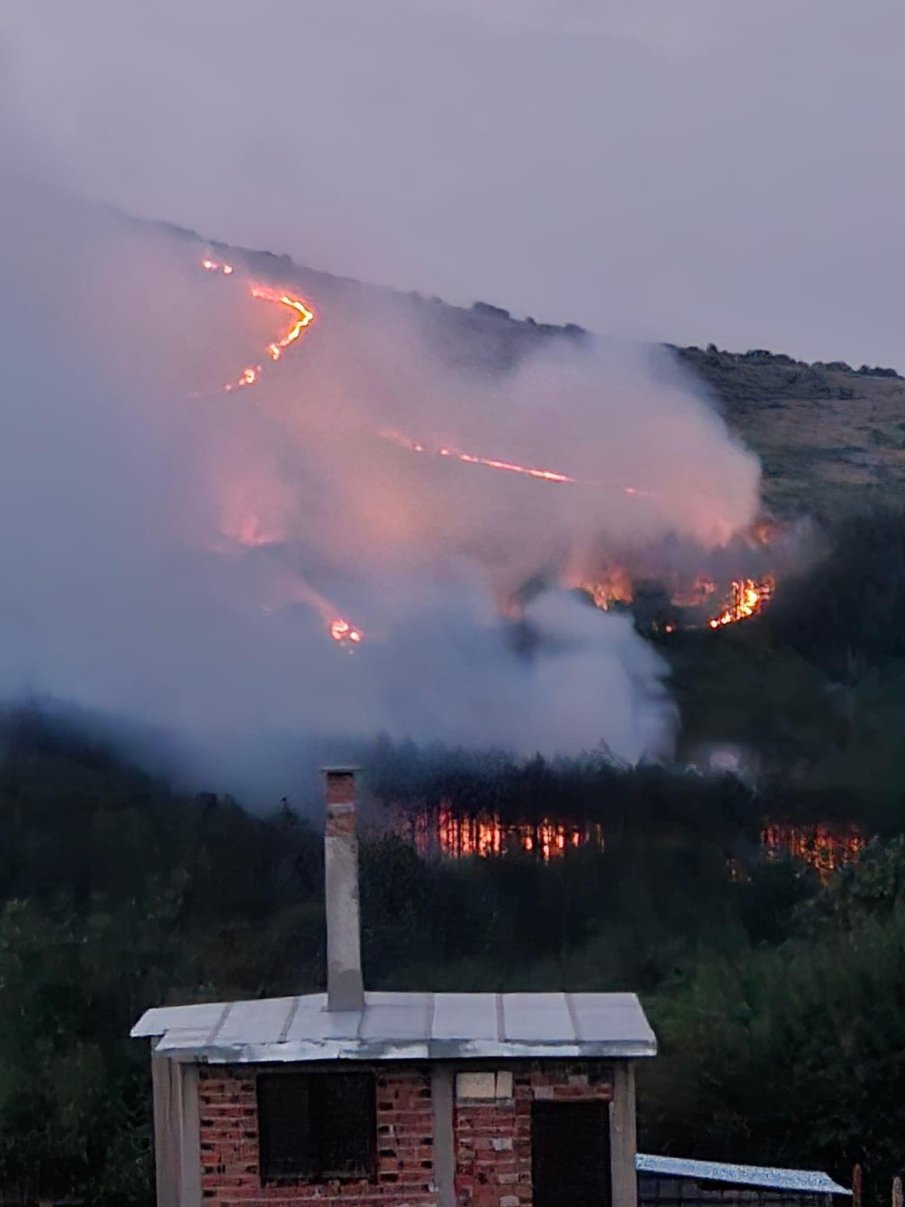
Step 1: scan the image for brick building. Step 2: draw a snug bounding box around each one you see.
[132,769,656,1207]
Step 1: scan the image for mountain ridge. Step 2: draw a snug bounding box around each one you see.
[147,215,905,520]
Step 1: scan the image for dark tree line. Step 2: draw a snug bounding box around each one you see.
[2,508,905,1203]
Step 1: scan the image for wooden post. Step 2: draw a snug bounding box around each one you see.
[852,1164,863,1207]
[610,1062,638,1207]
[151,1050,201,1207]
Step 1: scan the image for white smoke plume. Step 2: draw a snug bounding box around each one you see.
[0,162,761,800]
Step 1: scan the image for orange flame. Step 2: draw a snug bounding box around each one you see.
[379,430,649,496]
[200,256,315,392]
[200,258,363,649]
[198,254,772,647]
[707,577,774,628]
[577,568,776,631]
[402,804,605,860]
[762,822,864,881]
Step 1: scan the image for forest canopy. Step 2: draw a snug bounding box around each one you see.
[2,508,905,1204]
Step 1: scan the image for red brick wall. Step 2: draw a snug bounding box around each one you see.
[195,1061,612,1207]
[454,1062,613,1207]
[198,1065,436,1207]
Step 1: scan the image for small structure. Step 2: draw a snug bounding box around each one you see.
[637,1154,851,1207]
[132,768,657,1207]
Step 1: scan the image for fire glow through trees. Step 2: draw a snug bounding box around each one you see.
[198,254,774,647]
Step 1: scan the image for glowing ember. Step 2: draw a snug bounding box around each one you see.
[199,256,315,391]
[707,577,774,628]
[201,258,233,275]
[329,618,365,649]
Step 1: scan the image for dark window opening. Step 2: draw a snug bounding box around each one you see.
[257,1071,376,1184]
[532,1100,611,1207]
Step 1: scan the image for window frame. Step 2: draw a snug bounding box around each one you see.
[257,1068,377,1185]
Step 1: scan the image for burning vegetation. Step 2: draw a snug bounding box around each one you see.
[708,577,775,628]
[393,804,862,872]
[200,255,315,391]
[762,822,865,880]
[577,566,776,634]
[196,254,781,655]
[199,255,365,649]
[398,804,606,860]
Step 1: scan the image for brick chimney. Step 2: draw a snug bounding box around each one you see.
[322,767,364,1012]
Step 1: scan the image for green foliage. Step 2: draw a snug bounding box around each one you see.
[642,850,905,1194]
[2,508,905,1202]
[0,715,785,1202]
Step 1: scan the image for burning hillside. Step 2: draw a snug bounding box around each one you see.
[0,181,772,792]
[192,253,779,646]
[578,567,776,633]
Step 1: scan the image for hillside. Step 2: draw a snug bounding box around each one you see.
[2,219,905,1205]
[674,345,905,519]
[151,217,905,523]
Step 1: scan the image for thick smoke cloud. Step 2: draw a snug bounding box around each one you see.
[0,159,761,800]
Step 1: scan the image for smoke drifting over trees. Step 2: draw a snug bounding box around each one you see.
[0,163,761,795]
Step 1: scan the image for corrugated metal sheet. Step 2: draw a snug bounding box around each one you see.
[132,991,656,1063]
[636,1154,851,1196]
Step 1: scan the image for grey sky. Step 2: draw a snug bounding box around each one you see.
[2,0,903,367]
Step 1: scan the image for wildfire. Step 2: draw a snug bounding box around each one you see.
[707,577,774,628]
[220,504,365,650]
[577,567,776,631]
[399,804,605,861]
[762,822,864,881]
[200,258,366,649]
[379,430,648,496]
[397,807,866,874]
[196,252,776,649]
[200,256,315,391]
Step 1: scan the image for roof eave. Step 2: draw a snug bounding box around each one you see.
[152,1037,657,1063]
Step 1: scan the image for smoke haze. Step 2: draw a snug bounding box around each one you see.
[1,0,903,368]
[0,146,762,797]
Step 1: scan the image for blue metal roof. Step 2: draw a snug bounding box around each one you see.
[636,1154,850,1196]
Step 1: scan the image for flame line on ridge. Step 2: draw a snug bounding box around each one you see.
[377,430,654,498]
[196,255,770,642]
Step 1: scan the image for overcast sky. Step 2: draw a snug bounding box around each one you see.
[2,0,903,367]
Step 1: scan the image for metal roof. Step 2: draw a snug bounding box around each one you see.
[132,991,656,1063]
[636,1154,851,1196]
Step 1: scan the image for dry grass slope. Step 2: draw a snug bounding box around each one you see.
[674,345,905,519]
